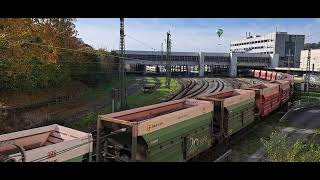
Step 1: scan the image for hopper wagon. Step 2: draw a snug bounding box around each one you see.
[246,83,280,117]
[0,69,296,163]
[271,71,277,81]
[0,124,93,162]
[197,89,255,137]
[266,71,273,81]
[254,70,261,78]
[96,99,214,162]
[260,70,267,79]
[270,80,290,105]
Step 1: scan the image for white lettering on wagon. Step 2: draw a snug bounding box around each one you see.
[189,136,208,151]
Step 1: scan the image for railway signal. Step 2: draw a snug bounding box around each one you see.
[165,31,172,89]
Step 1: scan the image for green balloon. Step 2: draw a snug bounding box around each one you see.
[216,29,223,37]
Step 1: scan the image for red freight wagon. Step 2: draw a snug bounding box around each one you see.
[275,73,283,80]
[246,83,280,117]
[260,70,267,79]
[281,74,294,86]
[270,80,290,105]
[271,72,277,81]
[254,70,260,78]
[266,71,273,81]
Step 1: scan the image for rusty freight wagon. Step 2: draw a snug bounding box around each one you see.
[254,70,260,78]
[271,71,277,81]
[270,80,290,105]
[246,83,280,117]
[266,71,273,81]
[260,70,267,80]
[0,124,93,162]
[197,89,255,137]
[96,99,214,162]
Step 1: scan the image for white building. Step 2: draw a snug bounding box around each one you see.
[300,49,320,71]
[230,32,305,68]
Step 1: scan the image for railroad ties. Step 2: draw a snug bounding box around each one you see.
[165,78,227,101]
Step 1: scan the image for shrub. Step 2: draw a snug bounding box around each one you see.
[261,131,320,162]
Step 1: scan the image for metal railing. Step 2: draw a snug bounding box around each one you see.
[280,99,320,122]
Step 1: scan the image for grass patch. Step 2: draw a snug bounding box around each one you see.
[75,77,181,131]
[294,91,320,98]
[127,77,181,108]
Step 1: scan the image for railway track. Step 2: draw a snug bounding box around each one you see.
[166,78,228,101]
[214,79,225,92]
[185,79,210,98]
[165,79,192,101]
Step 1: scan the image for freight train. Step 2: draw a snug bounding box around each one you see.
[0,70,294,162]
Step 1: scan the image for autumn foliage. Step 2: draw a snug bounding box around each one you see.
[0,18,113,91]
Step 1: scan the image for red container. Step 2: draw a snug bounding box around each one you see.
[254,70,260,78]
[260,70,267,79]
[270,80,290,105]
[266,71,273,81]
[246,83,280,117]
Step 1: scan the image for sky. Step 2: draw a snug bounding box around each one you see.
[75,18,320,52]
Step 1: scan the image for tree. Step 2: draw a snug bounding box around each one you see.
[304,41,320,50]
[0,18,113,91]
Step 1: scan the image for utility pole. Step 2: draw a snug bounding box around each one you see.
[287,49,291,74]
[165,31,172,89]
[160,42,163,74]
[161,43,163,61]
[119,18,127,110]
[305,48,311,92]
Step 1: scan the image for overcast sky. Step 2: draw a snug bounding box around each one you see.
[75,18,320,52]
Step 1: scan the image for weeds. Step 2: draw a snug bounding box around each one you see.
[261,131,320,162]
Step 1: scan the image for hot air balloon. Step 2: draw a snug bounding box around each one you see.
[216,28,223,38]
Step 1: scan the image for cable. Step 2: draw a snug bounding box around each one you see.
[125,34,157,51]
[306,31,320,38]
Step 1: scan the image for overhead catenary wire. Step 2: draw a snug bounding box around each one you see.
[125,34,157,51]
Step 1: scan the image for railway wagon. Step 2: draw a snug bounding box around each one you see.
[253,70,260,78]
[197,89,255,137]
[271,72,277,81]
[96,99,214,162]
[0,124,93,162]
[260,70,267,80]
[275,72,283,81]
[266,71,273,81]
[275,73,294,95]
[269,80,290,105]
[281,74,294,85]
[246,83,280,117]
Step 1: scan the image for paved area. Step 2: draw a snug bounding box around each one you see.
[287,106,320,129]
